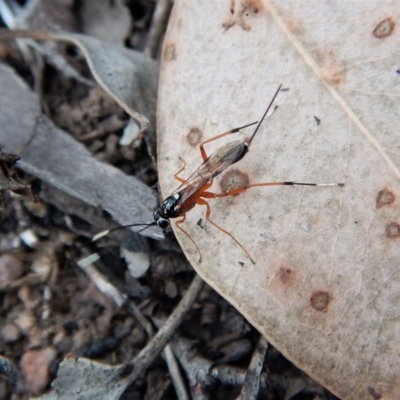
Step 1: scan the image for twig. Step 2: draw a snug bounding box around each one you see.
[170,336,212,400]
[163,344,189,400]
[151,317,191,400]
[211,365,246,387]
[144,0,172,58]
[237,334,268,400]
[126,299,154,337]
[172,335,327,399]
[120,274,204,382]
[77,257,127,307]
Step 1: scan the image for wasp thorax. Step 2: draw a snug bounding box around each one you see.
[161,194,181,218]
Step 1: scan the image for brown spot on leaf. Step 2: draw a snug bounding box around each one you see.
[367,386,382,400]
[322,66,345,85]
[277,267,295,285]
[310,291,331,312]
[285,17,303,33]
[186,127,203,147]
[223,0,263,31]
[246,0,262,13]
[376,189,395,208]
[386,222,400,239]
[230,0,235,15]
[219,169,249,193]
[373,17,396,39]
[163,43,176,61]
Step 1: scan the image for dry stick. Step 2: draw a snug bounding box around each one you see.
[119,274,205,383]
[171,334,259,400]
[144,0,172,58]
[77,259,127,307]
[151,317,190,400]
[212,364,331,398]
[171,333,327,398]
[170,332,260,400]
[171,333,289,398]
[163,344,190,400]
[237,335,269,400]
[126,300,154,337]
[169,336,213,400]
[211,365,247,387]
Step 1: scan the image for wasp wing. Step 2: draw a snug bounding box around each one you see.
[172,140,246,204]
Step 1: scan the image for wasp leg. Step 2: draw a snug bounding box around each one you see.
[173,158,188,184]
[199,121,258,161]
[202,181,344,198]
[175,213,202,262]
[196,197,255,265]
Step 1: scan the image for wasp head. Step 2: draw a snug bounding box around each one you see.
[153,209,170,229]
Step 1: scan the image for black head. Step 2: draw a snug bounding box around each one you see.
[153,209,170,229]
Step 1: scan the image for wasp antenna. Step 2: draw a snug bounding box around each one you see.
[78,222,157,268]
[135,223,157,234]
[248,83,283,146]
[91,222,156,242]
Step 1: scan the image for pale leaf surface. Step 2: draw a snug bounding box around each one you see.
[157,1,400,398]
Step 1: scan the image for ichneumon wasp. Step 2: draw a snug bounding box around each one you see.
[83,84,343,267]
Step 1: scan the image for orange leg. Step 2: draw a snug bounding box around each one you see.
[201,182,289,198]
[199,121,258,161]
[175,214,203,262]
[196,197,255,265]
[201,181,343,199]
[175,181,342,263]
[173,158,187,184]
[174,121,259,182]
[194,180,343,263]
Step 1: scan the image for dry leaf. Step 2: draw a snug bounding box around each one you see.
[0,63,160,240]
[37,357,127,400]
[0,28,159,156]
[80,0,131,44]
[157,1,400,399]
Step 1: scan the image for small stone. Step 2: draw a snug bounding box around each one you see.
[20,347,57,396]
[24,199,47,218]
[164,281,178,299]
[13,309,36,334]
[1,324,21,343]
[0,254,24,285]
